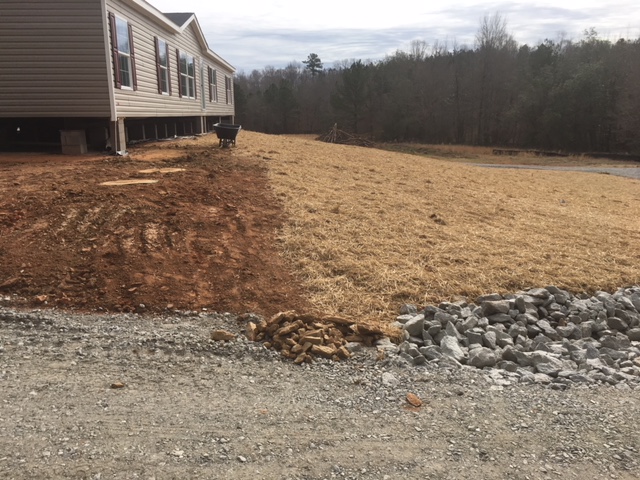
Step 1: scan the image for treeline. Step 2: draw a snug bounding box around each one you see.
[234,16,640,154]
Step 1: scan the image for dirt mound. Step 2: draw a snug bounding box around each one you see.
[0,141,309,316]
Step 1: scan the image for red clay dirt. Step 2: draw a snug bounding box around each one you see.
[0,139,310,316]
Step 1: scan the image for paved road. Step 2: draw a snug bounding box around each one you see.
[472,164,640,180]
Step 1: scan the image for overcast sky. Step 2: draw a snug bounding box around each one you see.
[148,0,640,73]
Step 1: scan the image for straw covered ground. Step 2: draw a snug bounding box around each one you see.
[240,131,640,322]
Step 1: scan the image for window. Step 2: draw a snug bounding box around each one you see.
[208,67,217,102]
[225,76,233,104]
[108,13,137,89]
[155,37,171,95]
[177,49,196,99]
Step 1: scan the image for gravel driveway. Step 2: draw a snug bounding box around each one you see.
[1,307,639,479]
[472,164,640,180]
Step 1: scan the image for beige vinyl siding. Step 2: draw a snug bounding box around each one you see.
[0,0,111,117]
[106,0,234,119]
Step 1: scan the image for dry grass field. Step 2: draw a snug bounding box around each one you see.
[381,143,640,166]
[240,131,640,322]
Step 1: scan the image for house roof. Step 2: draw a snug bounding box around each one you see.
[122,0,235,72]
[162,12,195,28]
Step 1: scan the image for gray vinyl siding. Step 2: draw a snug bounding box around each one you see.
[106,0,235,119]
[0,0,111,117]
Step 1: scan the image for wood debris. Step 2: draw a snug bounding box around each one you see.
[246,310,389,363]
[318,124,374,148]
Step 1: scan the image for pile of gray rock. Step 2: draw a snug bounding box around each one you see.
[392,286,640,387]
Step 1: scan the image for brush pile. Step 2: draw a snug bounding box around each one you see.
[318,124,374,147]
[246,311,392,363]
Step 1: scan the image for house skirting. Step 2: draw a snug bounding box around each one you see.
[0,115,234,153]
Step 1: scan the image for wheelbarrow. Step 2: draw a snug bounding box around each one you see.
[213,123,242,147]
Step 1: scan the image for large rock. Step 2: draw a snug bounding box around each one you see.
[440,336,466,362]
[399,304,418,315]
[528,288,551,299]
[600,334,630,350]
[459,315,478,332]
[628,328,640,342]
[425,321,441,337]
[515,296,540,316]
[434,310,457,326]
[607,317,628,332]
[536,320,561,340]
[445,321,465,342]
[495,331,514,348]
[508,323,528,339]
[488,313,513,324]
[531,351,564,377]
[630,293,640,312]
[556,324,577,338]
[502,346,533,367]
[468,347,497,368]
[419,345,443,361]
[466,330,483,346]
[403,314,425,337]
[481,300,511,317]
[482,331,497,350]
[476,293,503,303]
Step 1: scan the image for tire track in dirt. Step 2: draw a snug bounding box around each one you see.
[0,145,310,316]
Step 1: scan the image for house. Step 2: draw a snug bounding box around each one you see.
[0,0,236,152]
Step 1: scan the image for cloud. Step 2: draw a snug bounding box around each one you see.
[148,0,640,71]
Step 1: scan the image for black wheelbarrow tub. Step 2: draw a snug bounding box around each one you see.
[213,123,242,146]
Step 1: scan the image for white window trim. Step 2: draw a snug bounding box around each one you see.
[157,38,170,95]
[179,52,196,99]
[115,16,133,89]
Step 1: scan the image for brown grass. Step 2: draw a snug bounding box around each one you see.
[239,132,640,323]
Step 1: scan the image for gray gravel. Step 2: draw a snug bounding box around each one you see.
[471,164,640,180]
[1,306,639,479]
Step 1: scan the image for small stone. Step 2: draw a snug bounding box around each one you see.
[406,393,423,407]
[246,322,258,341]
[110,382,126,389]
[237,455,247,463]
[310,344,337,358]
[210,330,235,341]
[381,372,399,387]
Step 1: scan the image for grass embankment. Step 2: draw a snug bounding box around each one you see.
[240,132,640,322]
